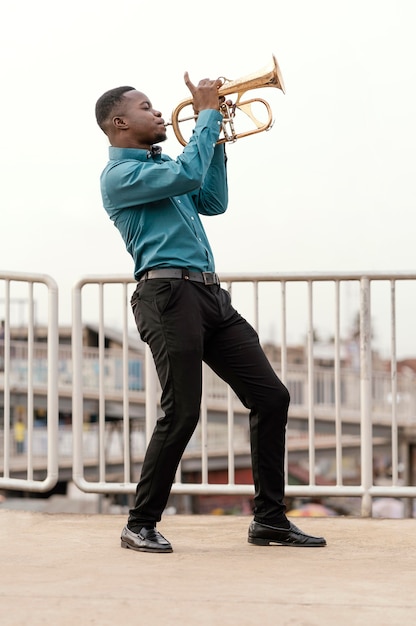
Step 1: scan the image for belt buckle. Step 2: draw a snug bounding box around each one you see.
[202,271,216,285]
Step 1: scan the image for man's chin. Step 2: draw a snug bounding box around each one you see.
[155,131,168,143]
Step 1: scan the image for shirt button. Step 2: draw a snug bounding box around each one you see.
[191,216,194,220]
[177,199,181,203]
[212,143,216,147]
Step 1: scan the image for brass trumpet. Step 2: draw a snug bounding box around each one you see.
[166,55,285,146]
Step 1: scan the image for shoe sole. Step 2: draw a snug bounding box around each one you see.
[248,536,326,547]
[120,539,173,553]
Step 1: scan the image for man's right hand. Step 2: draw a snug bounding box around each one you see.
[184,72,224,115]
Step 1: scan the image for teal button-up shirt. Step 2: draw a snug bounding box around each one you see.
[100,109,228,280]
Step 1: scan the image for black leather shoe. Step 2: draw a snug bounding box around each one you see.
[120,525,173,553]
[248,520,326,547]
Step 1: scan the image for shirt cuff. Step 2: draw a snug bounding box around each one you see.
[195,109,223,128]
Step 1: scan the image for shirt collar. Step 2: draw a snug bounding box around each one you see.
[108,145,163,162]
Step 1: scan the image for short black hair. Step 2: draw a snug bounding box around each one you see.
[95,86,136,132]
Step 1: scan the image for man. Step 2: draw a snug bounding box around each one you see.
[14,417,26,454]
[95,73,326,553]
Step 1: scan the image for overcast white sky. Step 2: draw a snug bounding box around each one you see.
[1,0,416,354]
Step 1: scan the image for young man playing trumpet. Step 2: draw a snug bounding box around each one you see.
[95,72,326,553]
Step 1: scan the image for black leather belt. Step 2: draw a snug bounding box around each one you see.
[139,268,220,285]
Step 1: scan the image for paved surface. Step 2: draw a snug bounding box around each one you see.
[0,510,415,626]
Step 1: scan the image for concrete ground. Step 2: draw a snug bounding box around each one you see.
[0,510,415,626]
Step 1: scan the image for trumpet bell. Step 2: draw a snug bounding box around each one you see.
[219,54,285,98]
[168,55,285,146]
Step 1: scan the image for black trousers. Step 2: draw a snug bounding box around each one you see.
[128,278,290,526]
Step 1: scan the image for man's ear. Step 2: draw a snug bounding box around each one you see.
[113,116,128,130]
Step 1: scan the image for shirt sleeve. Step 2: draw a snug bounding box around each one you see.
[191,143,228,216]
[103,110,225,210]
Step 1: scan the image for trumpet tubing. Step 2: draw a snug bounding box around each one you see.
[167,55,285,146]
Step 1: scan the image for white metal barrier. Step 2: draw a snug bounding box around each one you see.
[71,272,416,516]
[0,271,59,491]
